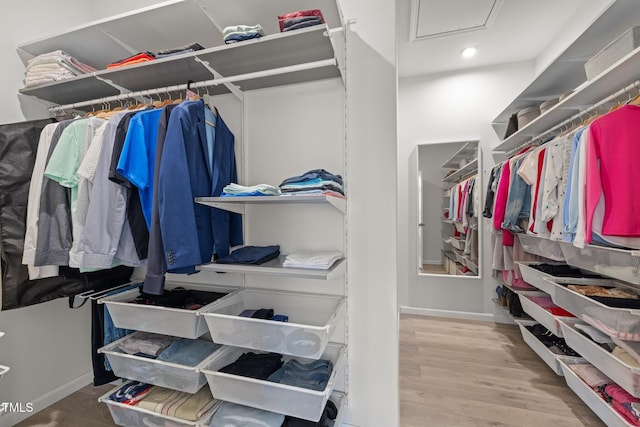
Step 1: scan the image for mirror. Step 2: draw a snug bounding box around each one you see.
[417,141,481,277]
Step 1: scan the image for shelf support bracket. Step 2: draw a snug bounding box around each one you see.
[93,75,150,104]
[193,56,243,101]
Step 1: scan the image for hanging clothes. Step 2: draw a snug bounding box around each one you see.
[0,119,133,310]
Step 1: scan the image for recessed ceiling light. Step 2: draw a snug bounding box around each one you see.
[461,46,477,58]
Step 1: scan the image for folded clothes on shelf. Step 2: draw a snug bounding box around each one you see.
[155,338,221,367]
[23,50,97,87]
[219,352,284,380]
[223,24,265,44]
[209,401,285,427]
[109,381,153,405]
[267,358,333,391]
[277,9,325,32]
[135,384,219,421]
[221,183,281,197]
[216,245,280,265]
[107,52,156,69]
[282,251,343,270]
[118,332,174,357]
[279,169,344,196]
[132,288,228,310]
[155,42,204,58]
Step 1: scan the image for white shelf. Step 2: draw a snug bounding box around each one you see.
[492,0,640,154]
[19,24,341,105]
[493,45,640,154]
[441,141,477,169]
[198,256,346,280]
[443,158,478,183]
[560,359,635,427]
[195,194,346,214]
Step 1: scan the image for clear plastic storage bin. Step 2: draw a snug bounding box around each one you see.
[101,283,238,339]
[517,234,564,261]
[99,332,224,393]
[560,321,640,397]
[551,280,640,338]
[516,320,582,376]
[99,382,218,427]
[201,289,346,358]
[559,359,634,427]
[516,262,608,297]
[559,242,640,285]
[519,293,575,337]
[202,343,346,422]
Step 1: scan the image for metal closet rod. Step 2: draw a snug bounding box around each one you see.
[506,79,640,157]
[48,58,337,112]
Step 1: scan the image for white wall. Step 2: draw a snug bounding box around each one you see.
[397,61,534,317]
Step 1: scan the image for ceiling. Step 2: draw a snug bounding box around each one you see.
[397,0,609,77]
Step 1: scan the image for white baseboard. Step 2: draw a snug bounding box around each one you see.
[2,372,93,426]
[400,306,495,322]
[422,259,441,265]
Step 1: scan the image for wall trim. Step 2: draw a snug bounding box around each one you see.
[422,259,441,265]
[400,306,495,322]
[2,372,92,426]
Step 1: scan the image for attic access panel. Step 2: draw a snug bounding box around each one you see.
[414,0,503,40]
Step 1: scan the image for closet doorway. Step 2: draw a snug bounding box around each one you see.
[417,141,481,278]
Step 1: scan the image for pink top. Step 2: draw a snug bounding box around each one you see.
[586,105,640,241]
[493,160,514,246]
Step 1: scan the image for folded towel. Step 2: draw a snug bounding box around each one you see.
[283,251,343,270]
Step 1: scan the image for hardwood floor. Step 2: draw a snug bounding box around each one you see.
[399,315,605,427]
[421,263,447,274]
[15,315,606,427]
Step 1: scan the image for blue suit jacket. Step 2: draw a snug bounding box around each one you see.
[156,101,243,279]
[211,108,243,258]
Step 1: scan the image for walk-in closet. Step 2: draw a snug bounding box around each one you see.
[6,0,640,426]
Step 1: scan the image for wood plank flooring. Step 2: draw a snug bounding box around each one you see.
[14,383,116,427]
[400,315,605,427]
[422,264,447,274]
[15,315,606,427]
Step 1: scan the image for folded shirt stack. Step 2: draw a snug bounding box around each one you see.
[223,24,265,44]
[118,332,174,357]
[209,401,284,427]
[221,183,281,197]
[279,169,344,198]
[216,245,280,265]
[107,51,156,69]
[219,352,284,380]
[116,332,220,366]
[267,358,333,391]
[109,381,153,405]
[278,10,325,32]
[155,42,204,59]
[24,50,97,87]
[283,251,343,270]
[136,385,219,421]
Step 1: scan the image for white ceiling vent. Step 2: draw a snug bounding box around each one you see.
[412,0,503,41]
